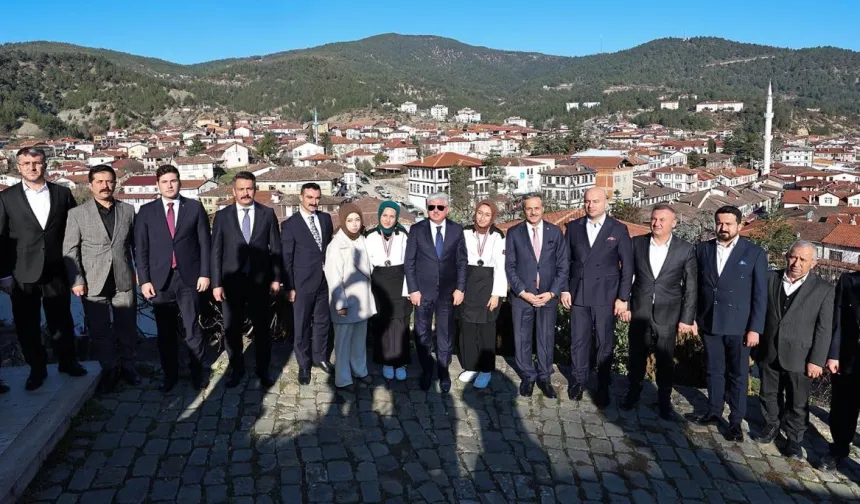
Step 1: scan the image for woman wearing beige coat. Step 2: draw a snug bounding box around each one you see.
[324,203,377,388]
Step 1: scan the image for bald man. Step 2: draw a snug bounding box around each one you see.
[561,188,633,407]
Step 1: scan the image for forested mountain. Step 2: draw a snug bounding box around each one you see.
[1,34,859,137]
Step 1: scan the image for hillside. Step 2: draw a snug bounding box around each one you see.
[1,34,859,136]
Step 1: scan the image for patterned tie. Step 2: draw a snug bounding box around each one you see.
[308,215,322,250]
[532,225,541,289]
[435,226,443,259]
[241,208,251,243]
[166,202,177,268]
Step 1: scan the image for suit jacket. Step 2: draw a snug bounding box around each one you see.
[629,234,697,328]
[565,216,633,306]
[211,203,282,290]
[505,220,569,306]
[280,210,333,294]
[134,196,211,290]
[828,272,860,372]
[0,182,77,284]
[62,199,136,293]
[756,270,834,373]
[404,218,467,301]
[695,237,767,336]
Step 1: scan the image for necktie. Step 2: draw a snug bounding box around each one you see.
[532,226,541,289]
[308,215,322,250]
[241,208,251,243]
[435,225,443,259]
[167,202,177,268]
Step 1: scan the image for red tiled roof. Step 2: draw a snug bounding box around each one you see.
[123,175,157,186]
[822,223,860,248]
[404,153,483,169]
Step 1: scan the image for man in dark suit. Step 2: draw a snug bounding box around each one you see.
[820,271,860,471]
[505,193,568,398]
[752,240,832,459]
[281,182,334,385]
[404,192,467,393]
[212,171,281,388]
[690,205,767,442]
[134,165,211,392]
[63,164,138,392]
[561,187,633,407]
[620,204,697,420]
[0,148,87,391]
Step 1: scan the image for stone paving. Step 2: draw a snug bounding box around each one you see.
[18,346,860,504]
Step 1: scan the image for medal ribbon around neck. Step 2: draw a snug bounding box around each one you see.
[476,231,489,265]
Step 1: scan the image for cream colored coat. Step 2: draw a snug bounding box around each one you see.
[324,230,377,323]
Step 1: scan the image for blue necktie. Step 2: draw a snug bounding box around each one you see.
[435,225,443,259]
[241,208,251,243]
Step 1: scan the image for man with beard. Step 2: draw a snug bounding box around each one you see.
[63,164,138,392]
[689,206,767,442]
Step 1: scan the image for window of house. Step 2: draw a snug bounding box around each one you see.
[829,250,843,262]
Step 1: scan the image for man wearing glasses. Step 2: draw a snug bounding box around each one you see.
[404,193,467,392]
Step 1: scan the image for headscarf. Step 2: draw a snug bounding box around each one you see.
[473,200,499,234]
[377,200,407,236]
[338,203,363,241]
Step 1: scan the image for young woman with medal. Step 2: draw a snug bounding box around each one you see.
[365,201,412,381]
[458,200,507,389]
[323,203,377,389]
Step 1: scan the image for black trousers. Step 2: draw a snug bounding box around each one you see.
[627,319,675,406]
[371,315,411,367]
[459,321,496,372]
[222,278,272,376]
[759,358,812,443]
[414,298,455,379]
[152,270,205,381]
[11,275,77,372]
[292,281,330,370]
[829,371,860,457]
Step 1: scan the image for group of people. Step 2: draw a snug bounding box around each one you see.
[2,147,860,470]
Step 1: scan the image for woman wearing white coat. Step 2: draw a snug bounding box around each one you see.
[324,203,377,388]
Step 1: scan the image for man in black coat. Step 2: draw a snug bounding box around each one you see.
[211,172,281,388]
[281,182,334,385]
[752,240,833,460]
[820,270,860,470]
[134,165,211,392]
[620,204,697,420]
[0,148,87,391]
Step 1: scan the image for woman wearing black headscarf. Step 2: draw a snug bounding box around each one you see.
[365,201,412,380]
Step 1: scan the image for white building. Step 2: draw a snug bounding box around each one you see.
[120,175,159,195]
[174,156,216,180]
[660,101,680,110]
[288,141,325,164]
[582,102,601,109]
[405,153,488,209]
[430,105,448,121]
[504,116,528,128]
[565,103,580,111]
[497,157,548,195]
[204,142,251,170]
[696,101,744,112]
[399,101,418,114]
[540,164,596,208]
[454,108,482,124]
[780,145,814,167]
[653,166,699,193]
[233,126,254,138]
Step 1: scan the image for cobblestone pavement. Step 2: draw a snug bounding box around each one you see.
[19,347,860,504]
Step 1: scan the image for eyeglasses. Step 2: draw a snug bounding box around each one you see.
[428,205,446,212]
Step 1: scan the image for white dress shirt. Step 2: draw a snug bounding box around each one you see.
[716,235,740,276]
[782,272,809,296]
[236,203,255,234]
[431,219,447,243]
[649,235,672,279]
[464,228,508,297]
[23,183,51,229]
[586,214,606,247]
[161,196,179,227]
[299,207,321,239]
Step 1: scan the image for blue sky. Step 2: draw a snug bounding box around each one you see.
[3,0,858,64]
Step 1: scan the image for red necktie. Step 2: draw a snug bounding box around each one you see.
[167,202,177,268]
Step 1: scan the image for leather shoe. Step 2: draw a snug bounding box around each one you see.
[420,372,433,391]
[257,373,276,388]
[0,378,9,394]
[314,361,334,375]
[519,380,534,397]
[620,393,639,411]
[726,423,744,442]
[440,378,451,393]
[568,383,584,401]
[691,413,721,426]
[59,360,87,377]
[160,378,177,393]
[191,370,209,391]
[119,367,141,386]
[225,372,243,388]
[659,407,680,422]
[780,440,803,460]
[25,369,47,391]
[537,380,557,399]
[298,368,311,385]
[819,454,843,471]
[754,424,779,445]
[594,388,611,409]
[99,368,120,393]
